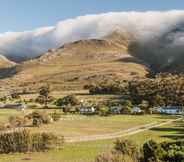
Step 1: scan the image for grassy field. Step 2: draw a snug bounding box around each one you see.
[0,108,182,162]
[28,114,178,137]
[0,118,182,162]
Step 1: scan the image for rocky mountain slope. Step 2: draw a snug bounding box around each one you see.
[0,32,149,91]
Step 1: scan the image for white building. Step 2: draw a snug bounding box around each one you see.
[80,106,96,115]
[132,107,142,114]
[4,103,27,110]
[157,106,183,115]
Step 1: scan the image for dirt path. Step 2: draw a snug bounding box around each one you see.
[66,118,182,143]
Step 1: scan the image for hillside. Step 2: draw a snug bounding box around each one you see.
[0,55,16,68]
[0,33,149,91]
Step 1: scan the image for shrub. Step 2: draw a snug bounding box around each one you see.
[0,129,64,153]
[33,118,42,127]
[98,106,109,116]
[0,123,7,131]
[121,100,133,114]
[55,95,79,107]
[95,152,135,162]
[27,111,53,126]
[143,140,162,162]
[38,85,50,108]
[8,116,27,128]
[51,111,61,121]
[114,139,139,161]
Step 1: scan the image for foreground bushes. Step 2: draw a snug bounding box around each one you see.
[95,139,184,162]
[96,139,140,162]
[26,111,53,127]
[0,129,64,153]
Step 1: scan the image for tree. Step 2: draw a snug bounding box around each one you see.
[121,100,133,114]
[39,85,50,108]
[152,95,165,107]
[139,100,150,114]
[98,106,109,116]
[55,95,79,107]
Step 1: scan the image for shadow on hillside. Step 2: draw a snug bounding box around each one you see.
[0,66,17,79]
[150,120,184,140]
[118,56,145,65]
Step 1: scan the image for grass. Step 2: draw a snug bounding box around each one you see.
[0,108,181,162]
[0,119,183,162]
[28,114,178,137]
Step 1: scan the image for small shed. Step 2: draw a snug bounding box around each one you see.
[132,107,142,114]
[4,103,27,110]
[80,106,96,115]
[159,106,183,115]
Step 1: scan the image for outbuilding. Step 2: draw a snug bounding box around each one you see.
[158,106,183,115]
[132,107,143,114]
[80,106,96,115]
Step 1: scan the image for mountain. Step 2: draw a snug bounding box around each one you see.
[0,55,16,68]
[0,32,149,91]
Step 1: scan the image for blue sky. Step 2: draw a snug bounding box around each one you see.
[0,0,183,33]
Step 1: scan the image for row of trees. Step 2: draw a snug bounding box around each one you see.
[96,139,184,162]
[129,74,184,106]
[84,80,128,95]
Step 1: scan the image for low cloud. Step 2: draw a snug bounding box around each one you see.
[0,10,184,63]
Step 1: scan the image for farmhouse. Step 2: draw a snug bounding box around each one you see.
[158,106,183,115]
[80,106,96,115]
[4,103,27,110]
[132,107,142,114]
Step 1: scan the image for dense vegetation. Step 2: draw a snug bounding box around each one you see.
[129,74,184,106]
[87,74,184,107]
[84,80,128,95]
[0,129,63,153]
[95,139,184,162]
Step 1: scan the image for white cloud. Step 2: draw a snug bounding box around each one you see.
[0,10,184,62]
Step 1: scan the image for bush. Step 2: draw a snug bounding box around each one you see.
[143,140,184,162]
[55,95,79,107]
[33,118,42,127]
[95,152,135,162]
[114,139,139,161]
[0,129,64,153]
[143,140,162,162]
[0,123,7,131]
[8,116,27,128]
[98,106,109,116]
[51,111,61,121]
[27,111,53,126]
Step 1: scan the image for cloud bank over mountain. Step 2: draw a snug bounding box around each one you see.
[0,10,184,62]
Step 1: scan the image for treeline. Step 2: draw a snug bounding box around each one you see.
[96,139,184,162]
[129,74,184,106]
[86,74,184,106]
[84,80,129,95]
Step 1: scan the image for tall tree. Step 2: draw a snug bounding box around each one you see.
[39,85,50,108]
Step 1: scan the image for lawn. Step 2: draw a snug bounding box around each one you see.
[28,114,178,137]
[0,118,182,162]
[0,109,181,162]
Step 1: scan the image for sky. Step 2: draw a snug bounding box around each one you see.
[0,0,183,33]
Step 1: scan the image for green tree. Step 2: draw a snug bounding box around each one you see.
[99,106,109,116]
[39,85,50,108]
[122,100,133,114]
[139,100,150,114]
[152,95,165,107]
[55,95,79,107]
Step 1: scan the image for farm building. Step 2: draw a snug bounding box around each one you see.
[132,107,143,114]
[156,106,183,115]
[80,106,96,115]
[4,103,27,110]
